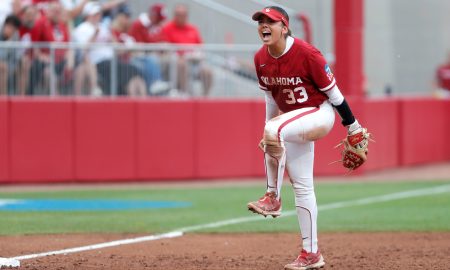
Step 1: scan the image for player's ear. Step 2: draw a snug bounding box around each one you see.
[282,25,288,35]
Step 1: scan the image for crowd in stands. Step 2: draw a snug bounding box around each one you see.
[0,0,213,97]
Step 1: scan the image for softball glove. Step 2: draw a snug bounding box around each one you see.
[336,127,372,171]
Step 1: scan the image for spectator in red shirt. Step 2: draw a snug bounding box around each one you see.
[161,3,213,97]
[128,3,170,95]
[26,1,71,95]
[128,3,166,43]
[435,51,450,98]
[73,2,147,96]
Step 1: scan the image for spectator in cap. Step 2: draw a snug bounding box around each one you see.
[74,1,147,96]
[24,1,71,95]
[96,0,127,29]
[128,3,170,95]
[71,1,105,96]
[18,2,69,95]
[129,3,166,43]
[109,3,147,96]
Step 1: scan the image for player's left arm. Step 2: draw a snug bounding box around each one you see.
[307,51,371,170]
[306,51,360,129]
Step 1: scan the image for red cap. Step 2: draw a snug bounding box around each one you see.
[150,3,166,21]
[252,7,289,28]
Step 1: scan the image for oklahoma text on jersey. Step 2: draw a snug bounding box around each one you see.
[260,76,304,86]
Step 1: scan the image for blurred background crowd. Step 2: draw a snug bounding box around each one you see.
[0,0,227,97]
[0,0,449,98]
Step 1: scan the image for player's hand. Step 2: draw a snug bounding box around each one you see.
[258,138,265,152]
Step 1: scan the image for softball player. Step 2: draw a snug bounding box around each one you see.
[247,6,367,270]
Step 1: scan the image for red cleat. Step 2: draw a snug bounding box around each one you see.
[247,191,281,218]
[284,249,325,270]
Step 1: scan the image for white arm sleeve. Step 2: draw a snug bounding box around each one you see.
[265,91,279,122]
[325,85,345,106]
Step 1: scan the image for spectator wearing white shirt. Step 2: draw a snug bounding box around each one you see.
[71,2,104,95]
[73,2,146,96]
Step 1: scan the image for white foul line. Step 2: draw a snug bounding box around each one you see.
[11,231,183,261]
[2,184,450,267]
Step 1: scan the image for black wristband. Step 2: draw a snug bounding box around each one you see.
[333,99,355,126]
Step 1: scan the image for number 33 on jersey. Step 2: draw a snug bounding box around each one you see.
[254,38,336,113]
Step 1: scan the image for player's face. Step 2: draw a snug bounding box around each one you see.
[257,16,285,45]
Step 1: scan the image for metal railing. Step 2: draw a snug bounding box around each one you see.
[0,42,262,98]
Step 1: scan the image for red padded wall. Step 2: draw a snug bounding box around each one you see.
[196,100,256,178]
[137,100,195,179]
[363,99,399,170]
[10,99,74,181]
[251,100,266,177]
[1,97,448,183]
[400,98,447,166]
[0,99,9,181]
[75,99,136,181]
[442,100,450,160]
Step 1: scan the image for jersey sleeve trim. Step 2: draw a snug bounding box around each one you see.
[319,78,336,92]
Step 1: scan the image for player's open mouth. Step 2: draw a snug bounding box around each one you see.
[262,30,271,40]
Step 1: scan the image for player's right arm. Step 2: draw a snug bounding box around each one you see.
[254,52,280,122]
[255,52,280,150]
[264,92,279,122]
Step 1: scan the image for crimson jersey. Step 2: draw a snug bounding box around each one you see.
[254,37,335,113]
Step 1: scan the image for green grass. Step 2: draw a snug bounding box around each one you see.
[0,180,449,235]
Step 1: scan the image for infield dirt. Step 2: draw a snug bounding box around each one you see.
[2,163,450,269]
[1,232,450,269]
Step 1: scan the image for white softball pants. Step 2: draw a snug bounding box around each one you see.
[263,100,335,253]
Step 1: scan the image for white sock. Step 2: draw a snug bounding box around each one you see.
[295,192,318,253]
